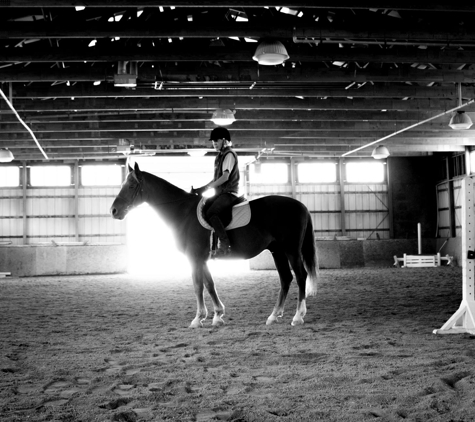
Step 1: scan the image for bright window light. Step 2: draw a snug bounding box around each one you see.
[0,166,20,187]
[298,162,336,183]
[127,204,248,276]
[346,162,385,183]
[470,151,475,174]
[81,165,122,186]
[249,163,288,184]
[30,166,71,187]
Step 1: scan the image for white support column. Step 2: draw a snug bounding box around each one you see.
[433,176,475,335]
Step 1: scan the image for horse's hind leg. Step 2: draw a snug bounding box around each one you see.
[287,254,308,326]
[203,264,226,326]
[266,249,293,325]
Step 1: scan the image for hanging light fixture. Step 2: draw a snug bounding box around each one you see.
[252,39,289,65]
[0,149,14,163]
[371,145,390,159]
[211,109,236,125]
[449,83,473,130]
[114,61,138,88]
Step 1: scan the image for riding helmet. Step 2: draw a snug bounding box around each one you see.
[209,127,231,142]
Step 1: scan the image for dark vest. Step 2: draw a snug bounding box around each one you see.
[213,147,239,195]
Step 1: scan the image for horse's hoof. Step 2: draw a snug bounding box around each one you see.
[291,319,304,326]
[189,319,203,328]
[266,315,282,325]
[212,316,225,326]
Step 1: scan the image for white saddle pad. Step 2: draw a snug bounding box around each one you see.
[197,197,251,231]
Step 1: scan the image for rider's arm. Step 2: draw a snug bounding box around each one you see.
[207,154,235,189]
[207,170,229,189]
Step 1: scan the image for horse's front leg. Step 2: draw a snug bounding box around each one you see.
[203,264,226,326]
[190,263,207,328]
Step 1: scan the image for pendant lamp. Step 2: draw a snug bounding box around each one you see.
[252,40,289,65]
[371,145,390,159]
[449,83,473,130]
[0,149,14,162]
[211,108,236,125]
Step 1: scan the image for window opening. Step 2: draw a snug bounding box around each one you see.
[0,166,20,187]
[249,162,288,184]
[81,165,122,186]
[346,162,385,183]
[30,166,71,187]
[297,162,337,183]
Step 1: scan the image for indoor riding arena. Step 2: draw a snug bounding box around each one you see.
[1,3,475,422]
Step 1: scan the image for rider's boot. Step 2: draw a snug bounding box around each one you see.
[209,215,231,258]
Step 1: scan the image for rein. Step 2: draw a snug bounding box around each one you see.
[123,172,195,209]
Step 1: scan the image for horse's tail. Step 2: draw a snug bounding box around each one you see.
[302,212,318,298]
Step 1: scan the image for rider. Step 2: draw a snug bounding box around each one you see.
[192,127,240,258]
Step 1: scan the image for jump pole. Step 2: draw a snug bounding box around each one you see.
[433,176,475,335]
[417,222,422,254]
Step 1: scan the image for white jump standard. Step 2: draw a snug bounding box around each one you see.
[433,176,475,335]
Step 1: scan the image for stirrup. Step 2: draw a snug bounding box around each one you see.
[213,245,231,258]
[210,241,231,259]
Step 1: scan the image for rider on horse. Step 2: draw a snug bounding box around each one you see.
[192,127,240,258]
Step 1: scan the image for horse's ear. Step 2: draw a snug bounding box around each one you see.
[127,164,133,174]
[134,162,142,180]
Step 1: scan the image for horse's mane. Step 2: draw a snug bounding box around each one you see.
[142,170,193,199]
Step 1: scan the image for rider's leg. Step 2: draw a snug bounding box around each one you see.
[205,193,235,257]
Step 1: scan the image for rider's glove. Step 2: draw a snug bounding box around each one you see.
[191,185,207,195]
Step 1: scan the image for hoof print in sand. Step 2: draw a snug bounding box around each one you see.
[103,358,123,374]
[43,379,80,398]
[113,384,136,396]
[43,398,70,407]
[111,409,138,422]
[440,371,472,389]
[99,397,132,410]
[195,409,234,421]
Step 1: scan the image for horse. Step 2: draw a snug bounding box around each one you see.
[110,162,318,328]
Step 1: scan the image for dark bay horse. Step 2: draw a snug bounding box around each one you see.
[110,162,318,328]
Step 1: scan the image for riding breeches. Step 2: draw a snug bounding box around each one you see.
[205,193,237,220]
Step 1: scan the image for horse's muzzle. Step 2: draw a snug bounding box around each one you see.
[110,203,126,220]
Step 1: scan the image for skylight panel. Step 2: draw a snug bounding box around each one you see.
[280,7,299,16]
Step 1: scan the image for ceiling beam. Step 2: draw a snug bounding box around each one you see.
[0,97,468,111]
[4,137,474,149]
[3,46,475,65]
[2,22,475,45]
[8,85,465,99]
[2,66,474,84]
[3,130,475,141]
[0,109,450,122]
[2,1,475,13]
[0,120,467,132]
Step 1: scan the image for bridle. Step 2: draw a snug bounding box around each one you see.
[119,170,197,211]
[115,171,144,214]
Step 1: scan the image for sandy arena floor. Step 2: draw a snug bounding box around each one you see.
[1,266,475,422]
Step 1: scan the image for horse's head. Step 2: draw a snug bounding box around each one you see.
[110,162,145,220]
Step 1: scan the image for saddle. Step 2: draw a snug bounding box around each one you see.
[197,196,251,231]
